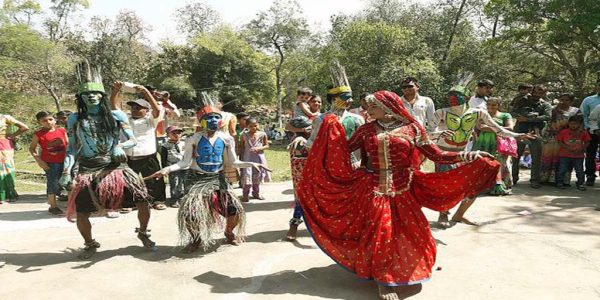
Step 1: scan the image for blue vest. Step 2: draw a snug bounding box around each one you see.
[196,136,225,173]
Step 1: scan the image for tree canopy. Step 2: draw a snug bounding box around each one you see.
[0,0,598,126]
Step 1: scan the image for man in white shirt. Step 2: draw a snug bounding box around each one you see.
[468,79,495,110]
[124,90,167,211]
[399,77,436,132]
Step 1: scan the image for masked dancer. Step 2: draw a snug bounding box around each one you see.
[61,61,154,259]
[148,93,268,253]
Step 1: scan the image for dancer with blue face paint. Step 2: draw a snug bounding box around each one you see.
[61,61,154,259]
[148,93,270,253]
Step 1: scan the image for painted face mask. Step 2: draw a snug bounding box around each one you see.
[81,92,102,109]
[333,93,353,110]
[448,92,466,107]
[201,113,222,131]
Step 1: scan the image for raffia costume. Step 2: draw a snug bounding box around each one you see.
[163,95,255,248]
[65,64,150,221]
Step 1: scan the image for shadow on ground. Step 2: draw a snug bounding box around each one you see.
[245,229,315,250]
[242,200,293,213]
[194,264,378,299]
[0,241,229,273]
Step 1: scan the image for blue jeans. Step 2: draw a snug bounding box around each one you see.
[556,157,585,187]
[168,170,186,205]
[45,162,63,195]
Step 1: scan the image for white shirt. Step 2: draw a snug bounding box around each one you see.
[589,104,600,132]
[401,94,436,131]
[468,96,488,110]
[125,107,165,157]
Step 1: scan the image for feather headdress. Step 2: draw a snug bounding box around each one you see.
[76,59,105,94]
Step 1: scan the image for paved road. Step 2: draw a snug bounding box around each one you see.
[1,173,599,300]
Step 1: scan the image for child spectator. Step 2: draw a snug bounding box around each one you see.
[289,87,318,129]
[240,118,271,202]
[55,110,72,127]
[160,126,186,208]
[520,149,532,168]
[556,115,591,190]
[29,111,67,215]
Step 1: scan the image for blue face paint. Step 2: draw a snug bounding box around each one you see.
[82,92,102,109]
[203,113,222,131]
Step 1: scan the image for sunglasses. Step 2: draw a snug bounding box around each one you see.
[401,85,414,89]
[298,92,310,96]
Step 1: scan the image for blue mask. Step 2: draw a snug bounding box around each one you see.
[202,113,222,131]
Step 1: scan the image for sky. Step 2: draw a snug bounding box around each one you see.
[36,0,373,45]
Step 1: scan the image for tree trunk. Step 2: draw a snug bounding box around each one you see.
[49,88,62,112]
[492,15,499,38]
[274,42,285,128]
[442,0,468,62]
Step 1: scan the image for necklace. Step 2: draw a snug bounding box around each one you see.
[377,120,403,130]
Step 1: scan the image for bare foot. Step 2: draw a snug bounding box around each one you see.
[225,232,241,246]
[77,240,100,259]
[182,240,202,253]
[451,216,480,226]
[378,285,400,300]
[285,224,299,241]
[437,213,451,228]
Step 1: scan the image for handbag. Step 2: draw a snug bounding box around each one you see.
[496,136,518,158]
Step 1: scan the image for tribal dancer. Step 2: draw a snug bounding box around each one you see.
[431,85,530,227]
[61,61,154,259]
[297,91,500,300]
[286,62,364,240]
[148,93,268,253]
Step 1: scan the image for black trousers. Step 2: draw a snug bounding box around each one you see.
[128,154,166,203]
[585,132,599,181]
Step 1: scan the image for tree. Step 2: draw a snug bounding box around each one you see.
[66,10,154,88]
[2,0,41,26]
[329,20,441,100]
[44,0,89,41]
[174,1,220,38]
[486,0,600,98]
[246,0,310,125]
[0,23,73,111]
[187,26,275,109]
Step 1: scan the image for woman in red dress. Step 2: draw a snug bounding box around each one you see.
[297,91,500,299]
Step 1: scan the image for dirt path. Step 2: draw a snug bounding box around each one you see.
[1,173,599,299]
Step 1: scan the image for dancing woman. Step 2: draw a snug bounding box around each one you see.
[297,91,500,299]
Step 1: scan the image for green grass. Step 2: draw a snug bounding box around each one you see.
[14,150,44,174]
[265,144,292,182]
[16,181,46,194]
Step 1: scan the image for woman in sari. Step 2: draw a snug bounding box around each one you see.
[297,91,499,300]
[472,97,515,195]
[539,93,580,184]
[0,114,28,203]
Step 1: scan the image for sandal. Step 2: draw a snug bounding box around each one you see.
[136,228,157,250]
[437,212,451,229]
[182,240,202,253]
[78,239,101,259]
[120,207,133,214]
[152,203,167,210]
[224,232,240,246]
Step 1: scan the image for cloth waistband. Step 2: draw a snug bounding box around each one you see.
[128,153,156,161]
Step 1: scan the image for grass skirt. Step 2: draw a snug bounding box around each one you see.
[178,171,246,249]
